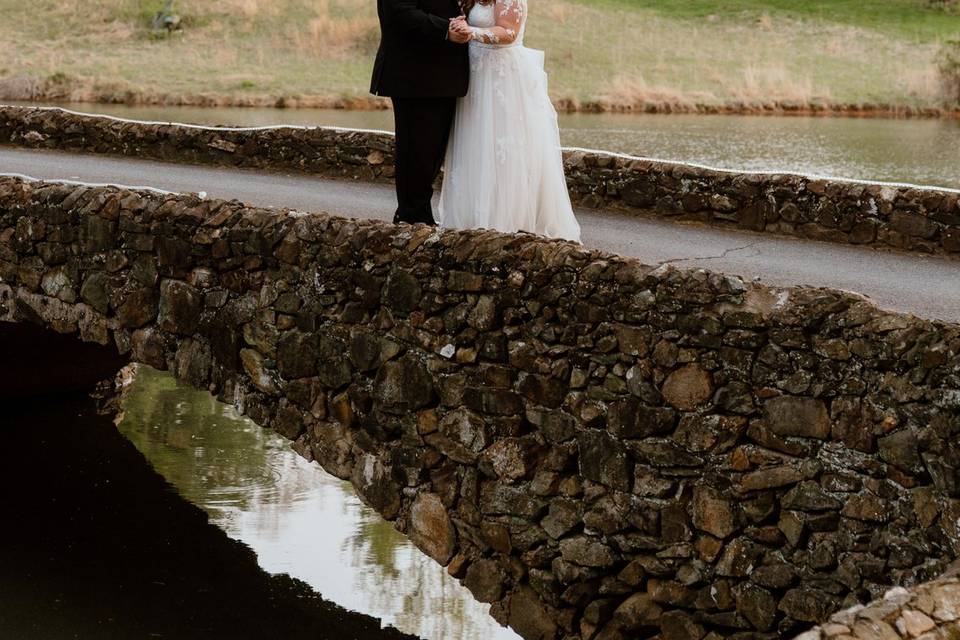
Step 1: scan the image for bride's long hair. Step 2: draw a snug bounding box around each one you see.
[459,0,493,15]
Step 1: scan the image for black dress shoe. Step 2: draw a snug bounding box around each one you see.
[393,213,437,226]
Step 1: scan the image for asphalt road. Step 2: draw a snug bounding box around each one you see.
[1,146,957,323]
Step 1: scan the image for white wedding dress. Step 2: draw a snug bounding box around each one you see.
[438,0,581,242]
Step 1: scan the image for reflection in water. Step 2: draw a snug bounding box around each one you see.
[119,366,518,640]
[10,100,960,188]
[0,393,417,640]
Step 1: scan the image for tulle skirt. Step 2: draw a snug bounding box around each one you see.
[438,42,581,243]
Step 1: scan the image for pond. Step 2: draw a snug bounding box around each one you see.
[0,367,517,640]
[8,101,960,189]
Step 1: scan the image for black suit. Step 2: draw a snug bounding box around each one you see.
[371,0,469,224]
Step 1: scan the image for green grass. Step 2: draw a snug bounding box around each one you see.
[581,0,960,40]
[0,0,957,111]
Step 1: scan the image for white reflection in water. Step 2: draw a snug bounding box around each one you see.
[118,366,518,640]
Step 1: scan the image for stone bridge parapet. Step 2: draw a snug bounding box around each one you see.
[2,105,959,258]
[1,176,959,639]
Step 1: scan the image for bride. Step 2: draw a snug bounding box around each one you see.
[438,0,581,243]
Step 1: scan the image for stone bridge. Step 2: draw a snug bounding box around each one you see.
[2,175,959,640]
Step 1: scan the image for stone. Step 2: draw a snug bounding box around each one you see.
[896,609,936,636]
[243,320,279,358]
[674,414,744,453]
[39,268,75,303]
[351,453,401,521]
[374,355,434,413]
[715,538,763,577]
[878,429,923,475]
[481,483,546,518]
[660,610,706,640]
[482,438,533,482]
[850,619,901,639]
[158,279,202,335]
[349,331,400,371]
[382,269,421,313]
[309,421,353,480]
[735,583,777,631]
[276,330,318,379]
[739,465,804,491]
[608,398,675,439]
[559,536,619,568]
[764,396,830,439]
[541,499,583,540]
[779,588,841,623]
[527,408,578,443]
[468,295,498,331]
[661,364,714,410]
[751,563,798,590]
[116,287,158,328]
[782,481,842,512]
[518,374,567,408]
[130,327,167,370]
[408,492,457,566]
[316,336,353,389]
[273,403,305,440]
[463,559,504,603]
[841,493,890,522]
[578,430,631,492]
[612,592,663,632]
[507,586,558,640]
[463,387,524,415]
[692,486,738,539]
[627,440,703,468]
[615,324,652,356]
[890,211,939,239]
[439,408,489,454]
[80,272,110,314]
[240,348,280,395]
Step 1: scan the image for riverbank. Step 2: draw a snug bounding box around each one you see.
[0,392,419,640]
[1,0,958,119]
[8,86,960,120]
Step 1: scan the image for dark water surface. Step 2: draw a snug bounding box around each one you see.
[0,367,516,640]
[0,392,415,640]
[8,101,960,189]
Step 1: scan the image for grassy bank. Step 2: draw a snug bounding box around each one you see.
[1,0,958,115]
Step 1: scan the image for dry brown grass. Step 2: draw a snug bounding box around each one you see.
[0,0,953,113]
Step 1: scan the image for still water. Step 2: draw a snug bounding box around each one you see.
[117,366,518,640]
[10,101,960,189]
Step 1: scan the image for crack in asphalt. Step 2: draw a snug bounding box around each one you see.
[656,242,761,267]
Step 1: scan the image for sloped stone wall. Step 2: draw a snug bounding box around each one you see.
[796,561,960,639]
[1,176,959,640]
[2,105,959,257]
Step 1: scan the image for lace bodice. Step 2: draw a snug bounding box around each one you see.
[467,0,526,46]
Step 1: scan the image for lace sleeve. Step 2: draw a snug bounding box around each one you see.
[470,0,525,45]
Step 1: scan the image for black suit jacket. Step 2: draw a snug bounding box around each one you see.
[370,0,470,98]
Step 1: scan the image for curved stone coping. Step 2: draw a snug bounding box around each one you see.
[0,171,180,196]
[793,561,960,639]
[2,176,960,640]
[0,103,397,136]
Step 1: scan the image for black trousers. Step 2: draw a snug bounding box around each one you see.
[391,97,457,225]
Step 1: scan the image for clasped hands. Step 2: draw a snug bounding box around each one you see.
[448,16,472,43]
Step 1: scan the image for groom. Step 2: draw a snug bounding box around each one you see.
[371,0,471,226]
